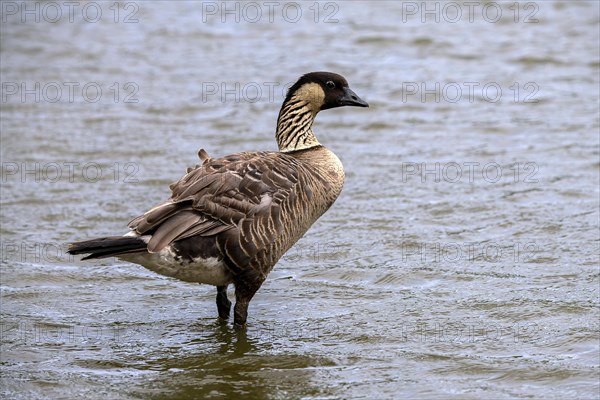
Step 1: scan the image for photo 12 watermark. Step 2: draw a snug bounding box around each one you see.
[201,81,294,104]
[1,1,140,24]
[281,241,343,264]
[401,82,540,104]
[1,242,75,264]
[0,320,124,345]
[400,241,540,264]
[1,82,139,104]
[396,321,540,343]
[261,320,340,341]
[1,162,141,184]
[200,1,340,24]
[399,161,540,184]
[399,2,539,24]
[200,79,369,104]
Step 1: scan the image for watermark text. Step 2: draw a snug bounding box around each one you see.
[2,242,74,264]
[400,162,539,184]
[1,162,140,183]
[1,1,139,23]
[400,2,539,23]
[400,241,540,264]
[401,81,539,103]
[397,321,540,343]
[1,82,139,104]
[201,1,339,24]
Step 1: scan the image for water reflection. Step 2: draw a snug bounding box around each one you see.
[125,319,336,399]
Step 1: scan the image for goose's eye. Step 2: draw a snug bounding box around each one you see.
[326,81,335,89]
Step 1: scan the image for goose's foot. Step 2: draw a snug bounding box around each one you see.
[216,285,231,319]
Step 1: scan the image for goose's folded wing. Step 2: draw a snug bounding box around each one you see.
[128,151,300,262]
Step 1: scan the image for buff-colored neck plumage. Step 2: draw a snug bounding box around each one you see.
[276,82,325,153]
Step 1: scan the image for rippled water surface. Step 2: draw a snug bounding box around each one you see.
[1,1,599,399]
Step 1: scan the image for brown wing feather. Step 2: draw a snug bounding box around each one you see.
[128,151,300,267]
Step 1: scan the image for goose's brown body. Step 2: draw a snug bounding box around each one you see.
[68,72,368,325]
[122,146,343,285]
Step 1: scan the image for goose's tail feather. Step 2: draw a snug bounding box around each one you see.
[68,236,148,260]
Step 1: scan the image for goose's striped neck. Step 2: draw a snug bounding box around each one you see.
[276,95,321,153]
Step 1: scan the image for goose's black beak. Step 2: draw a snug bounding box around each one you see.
[340,87,369,107]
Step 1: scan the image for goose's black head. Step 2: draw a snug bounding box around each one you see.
[284,72,369,111]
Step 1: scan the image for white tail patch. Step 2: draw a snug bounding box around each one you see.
[123,231,151,244]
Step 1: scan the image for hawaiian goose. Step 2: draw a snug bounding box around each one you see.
[68,72,369,326]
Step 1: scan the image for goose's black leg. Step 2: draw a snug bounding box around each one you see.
[233,279,263,327]
[216,285,231,319]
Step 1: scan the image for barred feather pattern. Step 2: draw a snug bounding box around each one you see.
[276,87,323,153]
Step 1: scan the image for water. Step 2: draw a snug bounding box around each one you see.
[1,1,599,398]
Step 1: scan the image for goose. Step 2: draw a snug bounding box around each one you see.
[68,72,369,326]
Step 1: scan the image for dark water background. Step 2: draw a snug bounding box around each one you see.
[1,1,599,399]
